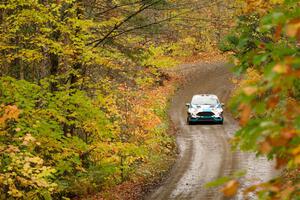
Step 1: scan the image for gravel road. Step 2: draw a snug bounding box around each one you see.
[145,62,276,200]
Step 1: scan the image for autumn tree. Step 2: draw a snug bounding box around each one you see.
[0,0,237,199]
[220,0,300,199]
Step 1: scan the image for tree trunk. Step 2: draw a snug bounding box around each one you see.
[49,29,60,91]
[19,61,24,80]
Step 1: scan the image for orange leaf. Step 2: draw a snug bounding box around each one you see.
[221,180,239,197]
[239,104,251,126]
[269,136,289,147]
[243,185,257,194]
[259,140,272,154]
[272,87,282,94]
[293,69,300,77]
[258,43,266,49]
[281,129,296,140]
[267,96,279,109]
[274,25,282,41]
[276,156,288,169]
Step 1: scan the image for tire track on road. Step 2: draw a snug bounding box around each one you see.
[145,62,275,200]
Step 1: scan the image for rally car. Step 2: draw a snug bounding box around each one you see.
[186,94,224,125]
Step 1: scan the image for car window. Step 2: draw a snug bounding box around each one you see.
[191,96,218,106]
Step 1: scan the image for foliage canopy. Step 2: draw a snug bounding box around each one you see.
[221,0,300,199]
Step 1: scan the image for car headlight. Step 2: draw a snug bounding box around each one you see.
[213,108,223,113]
[188,108,196,114]
[212,108,223,116]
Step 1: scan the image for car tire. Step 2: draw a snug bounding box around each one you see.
[187,118,192,125]
[219,120,224,125]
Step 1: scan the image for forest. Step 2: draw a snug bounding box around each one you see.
[0,0,299,199]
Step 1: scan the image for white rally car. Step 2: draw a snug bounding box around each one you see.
[186,94,224,125]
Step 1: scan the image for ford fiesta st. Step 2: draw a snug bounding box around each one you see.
[186,94,224,125]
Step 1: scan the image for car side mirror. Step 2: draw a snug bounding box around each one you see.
[221,103,225,107]
[186,103,190,107]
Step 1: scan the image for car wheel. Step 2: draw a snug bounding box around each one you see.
[187,118,192,125]
[219,120,224,125]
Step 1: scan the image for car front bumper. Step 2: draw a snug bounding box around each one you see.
[188,116,223,122]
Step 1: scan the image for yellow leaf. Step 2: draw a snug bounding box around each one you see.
[243,86,257,96]
[231,78,238,84]
[292,146,300,155]
[294,155,300,164]
[273,64,287,74]
[286,19,300,38]
[0,105,20,124]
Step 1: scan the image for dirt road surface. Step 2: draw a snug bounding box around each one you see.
[145,62,276,200]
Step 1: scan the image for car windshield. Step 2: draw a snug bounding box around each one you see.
[191,96,218,106]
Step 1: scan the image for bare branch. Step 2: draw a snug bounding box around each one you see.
[88,0,163,47]
[99,1,142,16]
[100,1,225,41]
